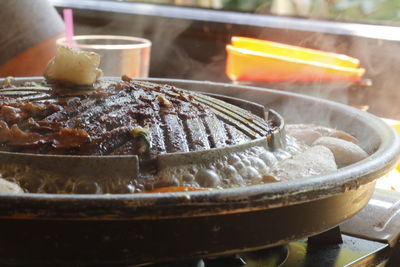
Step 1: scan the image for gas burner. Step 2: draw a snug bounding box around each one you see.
[142,188,400,267]
[148,246,287,267]
[147,234,388,267]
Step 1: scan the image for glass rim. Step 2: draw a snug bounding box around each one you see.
[57,35,152,50]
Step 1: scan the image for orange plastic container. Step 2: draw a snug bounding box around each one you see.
[226,37,365,82]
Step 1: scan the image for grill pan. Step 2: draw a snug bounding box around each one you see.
[0,78,399,266]
[0,78,284,194]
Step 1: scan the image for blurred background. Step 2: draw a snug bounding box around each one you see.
[1,0,400,119]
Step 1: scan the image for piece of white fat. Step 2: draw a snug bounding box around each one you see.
[44,46,103,86]
[313,136,368,168]
[270,145,337,181]
[286,124,359,145]
[0,178,24,194]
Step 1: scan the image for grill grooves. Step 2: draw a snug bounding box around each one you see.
[183,117,211,151]
[14,93,52,102]
[223,123,234,144]
[193,96,266,136]
[44,98,98,124]
[180,116,196,151]
[206,106,260,138]
[162,113,190,153]
[0,80,275,157]
[81,126,132,155]
[0,87,51,93]
[194,93,270,133]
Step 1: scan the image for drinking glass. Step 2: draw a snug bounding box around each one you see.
[57,35,151,78]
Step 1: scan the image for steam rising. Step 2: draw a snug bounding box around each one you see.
[189,81,380,155]
[73,5,399,119]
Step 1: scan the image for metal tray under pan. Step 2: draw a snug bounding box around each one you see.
[0,78,399,266]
